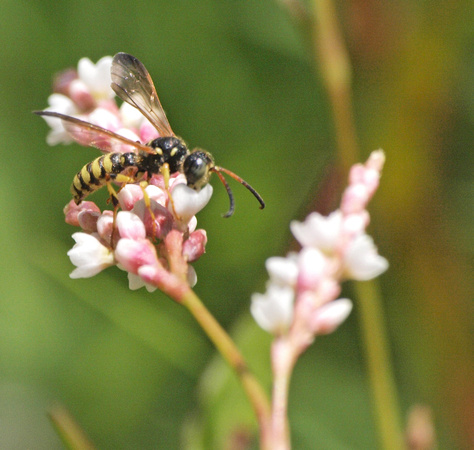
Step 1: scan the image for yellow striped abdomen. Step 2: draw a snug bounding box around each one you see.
[71,153,140,204]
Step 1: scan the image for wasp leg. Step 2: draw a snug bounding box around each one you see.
[104,180,121,248]
[161,163,180,220]
[114,170,139,195]
[105,172,137,247]
[137,180,159,239]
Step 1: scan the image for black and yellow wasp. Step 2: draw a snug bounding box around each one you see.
[35,52,264,217]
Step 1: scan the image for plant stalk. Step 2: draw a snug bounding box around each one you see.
[181,289,272,448]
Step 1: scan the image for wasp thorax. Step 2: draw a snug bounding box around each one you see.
[183,150,214,190]
[150,137,188,173]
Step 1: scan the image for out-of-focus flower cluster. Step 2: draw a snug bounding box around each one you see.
[40,57,213,293]
[42,56,159,147]
[251,151,388,350]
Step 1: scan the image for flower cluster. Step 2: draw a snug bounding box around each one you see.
[41,56,158,148]
[40,56,213,295]
[251,150,388,349]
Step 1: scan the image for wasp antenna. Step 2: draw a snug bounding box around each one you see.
[214,166,265,211]
[214,170,235,218]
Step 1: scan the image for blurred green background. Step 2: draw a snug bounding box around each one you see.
[0,0,472,448]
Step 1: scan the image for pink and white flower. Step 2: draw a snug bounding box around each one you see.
[62,172,210,290]
[67,232,114,279]
[251,150,388,347]
[39,56,211,293]
[343,234,389,281]
[251,285,295,334]
[39,56,159,149]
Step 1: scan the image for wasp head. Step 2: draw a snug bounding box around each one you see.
[183,150,215,190]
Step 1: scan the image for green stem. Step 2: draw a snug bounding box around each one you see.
[311,0,359,172]
[181,289,272,448]
[48,405,96,450]
[355,281,405,449]
[281,0,405,447]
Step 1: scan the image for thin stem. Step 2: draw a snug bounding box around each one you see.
[180,289,272,448]
[48,405,96,450]
[280,1,404,448]
[355,281,405,449]
[269,337,297,450]
[311,0,359,171]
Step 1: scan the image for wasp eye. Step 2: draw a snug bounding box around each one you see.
[183,151,212,189]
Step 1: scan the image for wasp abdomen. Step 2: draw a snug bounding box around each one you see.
[71,152,141,204]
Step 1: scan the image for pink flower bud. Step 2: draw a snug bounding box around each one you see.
[64,200,101,227]
[68,79,95,111]
[297,247,326,291]
[310,299,353,335]
[317,278,341,304]
[96,211,114,242]
[348,150,384,198]
[145,185,168,207]
[118,184,144,211]
[116,211,146,240]
[115,238,158,274]
[348,163,366,184]
[114,128,142,151]
[52,68,78,96]
[341,183,370,214]
[366,149,385,172]
[183,230,207,262]
[136,264,162,285]
[132,200,173,239]
[77,210,100,233]
[361,168,380,197]
[342,212,370,237]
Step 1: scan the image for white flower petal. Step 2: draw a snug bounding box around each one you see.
[297,247,326,291]
[290,210,342,253]
[120,101,145,129]
[127,272,157,292]
[67,232,114,278]
[187,265,198,287]
[88,107,121,132]
[77,56,114,100]
[265,255,298,286]
[311,298,353,335]
[42,94,78,145]
[343,234,389,280]
[251,284,294,334]
[170,183,213,222]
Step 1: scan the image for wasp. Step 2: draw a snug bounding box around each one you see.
[35,52,265,217]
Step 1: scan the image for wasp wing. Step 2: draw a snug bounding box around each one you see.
[35,111,154,154]
[111,53,175,138]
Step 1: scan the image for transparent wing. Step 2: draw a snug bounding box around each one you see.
[35,111,154,154]
[111,53,175,137]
